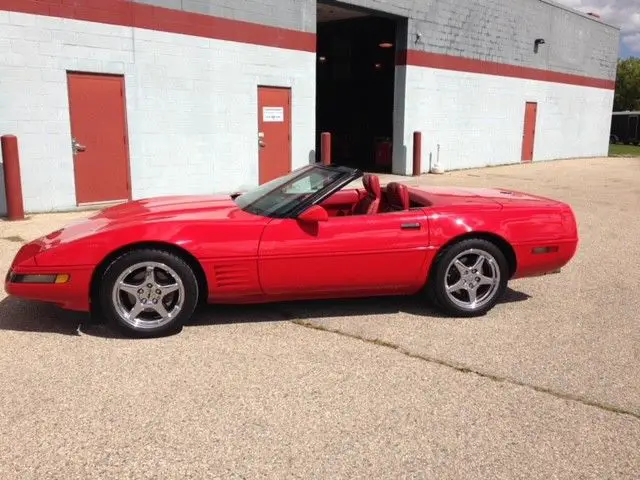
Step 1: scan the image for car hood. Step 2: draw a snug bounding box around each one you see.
[88,195,242,221]
[34,195,253,250]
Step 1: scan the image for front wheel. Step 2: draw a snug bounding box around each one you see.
[98,249,200,338]
[427,238,509,317]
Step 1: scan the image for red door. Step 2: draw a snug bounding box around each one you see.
[258,212,430,296]
[67,73,131,205]
[521,102,538,162]
[258,86,292,184]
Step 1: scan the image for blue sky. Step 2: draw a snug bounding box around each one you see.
[620,42,633,58]
[555,0,639,58]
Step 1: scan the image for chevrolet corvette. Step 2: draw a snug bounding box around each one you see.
[5,164,578,337]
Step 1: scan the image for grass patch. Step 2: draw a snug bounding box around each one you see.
[609,143,640,157]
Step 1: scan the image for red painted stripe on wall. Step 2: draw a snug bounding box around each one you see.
[397,50,616,90]
[1,1,614,89]
[0,0,316,53]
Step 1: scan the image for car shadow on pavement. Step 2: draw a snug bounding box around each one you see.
[0,296,86,336]
[189,287,531,326]
[0,287,531,339]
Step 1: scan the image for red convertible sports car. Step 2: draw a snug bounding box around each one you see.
[5,164,578,337]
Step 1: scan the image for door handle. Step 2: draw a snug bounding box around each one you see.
[72,137,86,154]
[401,223,421,230]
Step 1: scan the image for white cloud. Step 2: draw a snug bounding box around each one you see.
[555,0,640,55]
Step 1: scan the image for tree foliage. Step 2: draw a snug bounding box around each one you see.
[614,57,640,111]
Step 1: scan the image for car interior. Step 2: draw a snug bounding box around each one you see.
[319,173,424,217]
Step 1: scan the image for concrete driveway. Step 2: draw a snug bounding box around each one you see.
[1,156,639,479]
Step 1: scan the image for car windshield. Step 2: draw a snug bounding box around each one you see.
[234,165,346,217]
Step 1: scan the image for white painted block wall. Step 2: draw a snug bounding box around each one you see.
[0,11,316,213]
[393,65,615,175]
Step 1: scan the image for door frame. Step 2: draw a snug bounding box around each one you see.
[257,85,292,184]
[66,71,133,206]
[521,101,538,163]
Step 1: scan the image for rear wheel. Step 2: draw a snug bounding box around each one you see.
[98,249,199,338]
[427,238,508,317]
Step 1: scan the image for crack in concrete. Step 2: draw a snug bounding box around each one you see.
[290,318,640,422]
[1,235,25,243]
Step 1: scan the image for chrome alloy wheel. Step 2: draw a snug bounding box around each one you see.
[111,261,185,330]
[444,248,501,310]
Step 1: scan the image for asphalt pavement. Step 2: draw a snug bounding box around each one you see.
[0,156,638,479]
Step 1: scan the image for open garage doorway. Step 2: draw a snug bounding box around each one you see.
[316,1,404,173]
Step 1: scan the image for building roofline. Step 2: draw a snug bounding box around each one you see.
[538,0,620,30]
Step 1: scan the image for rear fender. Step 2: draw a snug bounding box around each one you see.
[426,205,507,246]
[425,204,578,279]
[425,207,517,277]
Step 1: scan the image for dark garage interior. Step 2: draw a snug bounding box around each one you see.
[316,2,399,173]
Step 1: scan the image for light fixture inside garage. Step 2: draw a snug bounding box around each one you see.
[379,42,393,48]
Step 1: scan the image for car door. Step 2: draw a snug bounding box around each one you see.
[258,209,430,296]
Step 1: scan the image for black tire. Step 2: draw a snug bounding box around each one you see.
[98,248,199,338]
[426,238,509,317]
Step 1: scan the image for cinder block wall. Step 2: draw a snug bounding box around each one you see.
[342,0,618,80]
[343,0,619,173]
[0,1,317,213]
[0,0,622,213]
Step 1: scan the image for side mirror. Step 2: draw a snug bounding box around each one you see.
[298,205,328,223]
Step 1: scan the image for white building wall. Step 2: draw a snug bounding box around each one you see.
[393,65,615,175]
[0,11,315,213]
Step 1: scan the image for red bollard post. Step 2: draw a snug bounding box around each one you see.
[412,131,422,176]
[1,135,25,221]
[321,132,331,166]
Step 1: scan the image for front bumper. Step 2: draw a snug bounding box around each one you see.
[5,264,93,312]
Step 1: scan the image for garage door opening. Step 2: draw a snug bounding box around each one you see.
[316,2,401,173]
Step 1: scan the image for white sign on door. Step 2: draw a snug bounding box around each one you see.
[263,107,284,123]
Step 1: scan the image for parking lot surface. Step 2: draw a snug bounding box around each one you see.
[1,156,639,479]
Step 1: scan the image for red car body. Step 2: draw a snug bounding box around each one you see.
[5,165,578,333]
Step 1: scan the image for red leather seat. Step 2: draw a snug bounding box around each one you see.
[353,174,381,215]
[384,182,410,211]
